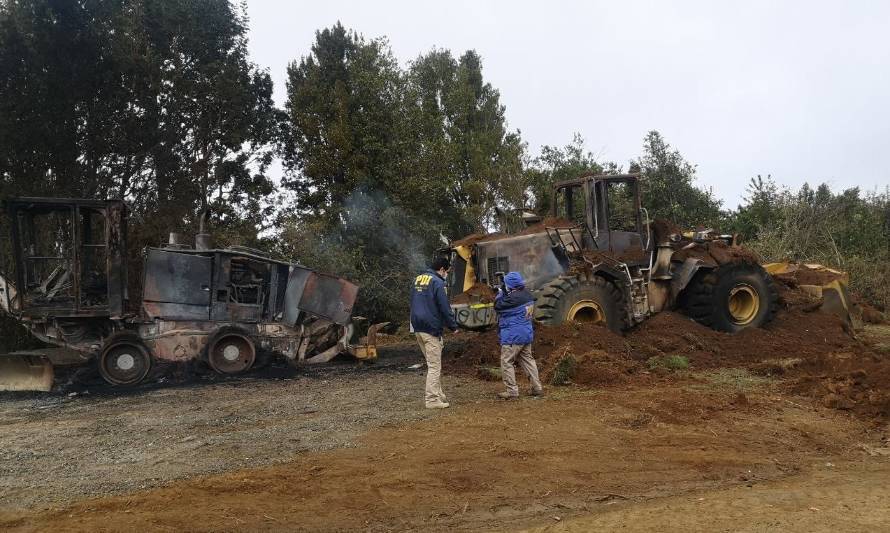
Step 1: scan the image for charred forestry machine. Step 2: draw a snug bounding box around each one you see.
[0,198,383,391]
[448,173,857,334]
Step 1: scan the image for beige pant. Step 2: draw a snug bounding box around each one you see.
[416,332,446,405]
[501,344,542,396]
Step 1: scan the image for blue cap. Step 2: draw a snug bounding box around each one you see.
[504,271,525,289]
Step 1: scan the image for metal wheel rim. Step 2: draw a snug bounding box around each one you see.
[209,334,255,374]
[567,300,605,324]
[728,284,760,325]
[101,343,150,385]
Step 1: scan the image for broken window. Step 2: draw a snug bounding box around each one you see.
[606,181,638,232]
[228,257,270,307]
[18,207,75,308]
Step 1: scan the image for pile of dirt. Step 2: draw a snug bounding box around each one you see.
[450,283,496,305]
[861,302,887,324]
[672,240,761,266]
[449,217,576,248]
[650,218,682,244]
[773,264,847,287]
[515,216,576,236]
[449,283,890,420]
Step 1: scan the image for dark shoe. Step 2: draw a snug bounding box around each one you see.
[497,391,519,400]
[530,388,544,397]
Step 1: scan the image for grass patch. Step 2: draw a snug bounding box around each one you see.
[475,367,502,381]
[550,353,577,385]
[647,355,689,371]
[699,368,772,391]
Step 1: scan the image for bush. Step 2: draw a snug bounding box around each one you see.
[647,355,689,370]
[550,352,577,385]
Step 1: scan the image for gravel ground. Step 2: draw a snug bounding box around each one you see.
[0,342,493,511]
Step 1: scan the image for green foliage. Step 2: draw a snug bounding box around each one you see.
[550,352,577,385]
[634,131,724,228]
[729,177,890,310]
[524,133,620,214]
[647,355,689,370]
[279,25,526,322]
[0,0,279,246]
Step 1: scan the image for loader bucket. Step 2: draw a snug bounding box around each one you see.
[0,353,53,391]
[762,262,860,329]
[348,322,390,361]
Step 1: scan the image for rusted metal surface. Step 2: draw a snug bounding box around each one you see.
[2,196,370,388]
[284,267,358,326]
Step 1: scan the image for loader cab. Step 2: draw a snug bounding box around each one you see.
[552,174,648,257]
[5,198,128,318]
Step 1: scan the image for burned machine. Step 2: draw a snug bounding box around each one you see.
[0,198,380,390]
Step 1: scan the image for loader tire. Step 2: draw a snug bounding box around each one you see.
[534,275,628,332]
[681,262,778,333]
[98,332,153,386]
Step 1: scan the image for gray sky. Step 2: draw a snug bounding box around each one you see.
[246,0,890,208]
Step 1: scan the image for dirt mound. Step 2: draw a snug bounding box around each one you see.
[774,264,846,287]
[672,240,761,267]
[450,217,576,248]
[516,216,576,235]
[450,284,890,420]
[861,303,886,324]
[650,219,682,244]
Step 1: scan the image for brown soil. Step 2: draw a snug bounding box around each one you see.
[775,264,847,287]
[449,283,890,421]
[450,282,496,305]
[672,240,761,267]
[861,302,887,324]
[650,218,682,244]
[516,216,577,235]
[2,382,884,532]
[450,217,576,248]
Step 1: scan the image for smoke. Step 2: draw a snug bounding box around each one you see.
[341,188,439,273]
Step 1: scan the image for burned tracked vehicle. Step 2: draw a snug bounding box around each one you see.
[0,197,381,391]
[448,173,780,333]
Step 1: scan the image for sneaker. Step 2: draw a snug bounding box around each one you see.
[497,391,519,400]
[530,388,544,397]
[426,401,450,409]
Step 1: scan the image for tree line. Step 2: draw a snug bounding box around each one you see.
[1,0,887,344]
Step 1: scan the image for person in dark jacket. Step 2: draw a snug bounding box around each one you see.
[410,257,459,409]
[494,271,543,399]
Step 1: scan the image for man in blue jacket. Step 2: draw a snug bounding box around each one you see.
[410,257,459,409]
[495,271,543,399]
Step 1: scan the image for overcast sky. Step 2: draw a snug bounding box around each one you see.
[246,0,890,208]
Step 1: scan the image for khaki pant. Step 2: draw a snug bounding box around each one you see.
[416,332,446,405]
[500,344,542,396]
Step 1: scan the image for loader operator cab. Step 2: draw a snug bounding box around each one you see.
[552,173,649,257]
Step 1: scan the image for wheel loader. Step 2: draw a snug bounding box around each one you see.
[448,173,781,333]
[0,197,383,391]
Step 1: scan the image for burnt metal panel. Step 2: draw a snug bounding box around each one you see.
[142,249,211,320]
[106,201,127,317]
[283,267,358,326]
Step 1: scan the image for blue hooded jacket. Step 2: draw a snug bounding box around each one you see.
[495,272,535,345]
[410,269,458,337]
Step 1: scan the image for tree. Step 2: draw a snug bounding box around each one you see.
[404,49,525,233]
[523,133,620,215]
[0,0,279,247]
[282,23,405,225]
[633,131,723,228]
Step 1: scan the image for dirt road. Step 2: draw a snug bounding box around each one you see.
[2,367,888,532]
[0,345,491,510]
